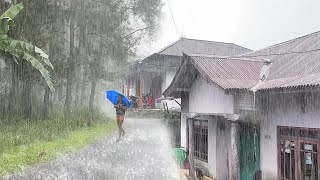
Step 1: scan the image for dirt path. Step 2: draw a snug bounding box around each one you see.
[5,118,179,180]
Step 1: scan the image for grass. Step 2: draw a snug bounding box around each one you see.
[0,108,117,177]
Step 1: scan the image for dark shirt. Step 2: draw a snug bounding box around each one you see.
[115,101,127,115]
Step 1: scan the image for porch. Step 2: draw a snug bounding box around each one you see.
[183,113,260,180]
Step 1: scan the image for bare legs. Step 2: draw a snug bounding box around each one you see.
[116,115,125,142]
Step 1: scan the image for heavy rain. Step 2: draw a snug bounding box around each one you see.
[1,0,320,180]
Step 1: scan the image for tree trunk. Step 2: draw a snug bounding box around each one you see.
[42,0,57,120]
[80,64,88,105]
[22,78,32,119]
[43,85,50,120]
[58,80,63,102]
[88,76,97,126]
[75,0,86,107]
[64,0,76,113]
[0,62,2,83]
[8,62,18,115]
[74,73,81,107]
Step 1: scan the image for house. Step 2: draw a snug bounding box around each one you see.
[125,37,251,109]
[163,31,320,180]
[163,54,264,179]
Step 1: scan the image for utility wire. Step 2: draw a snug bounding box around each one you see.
[167,0,181,37]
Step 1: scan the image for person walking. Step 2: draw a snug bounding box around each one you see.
[114,94,127,142]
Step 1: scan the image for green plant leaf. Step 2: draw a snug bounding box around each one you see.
[0,3,24,20]
[0,45,54,92]
[0,3,24,34]
[8,39,52,69]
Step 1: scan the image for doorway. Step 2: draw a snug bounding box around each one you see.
[239,122,261,180]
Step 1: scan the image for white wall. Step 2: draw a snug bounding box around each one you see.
[192,118,217,178]
[259,92,320,180]
[161,68,177,92]
[166,98,181,110]
[166,69,176,90]
[189,76,234,114]
[207,117,217,178]
[179,76,235,178]
[216,118,231,180]
[181,113,187,148]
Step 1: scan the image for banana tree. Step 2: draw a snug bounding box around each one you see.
[0,3,54,91]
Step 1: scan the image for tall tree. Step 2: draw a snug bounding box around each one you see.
[64,0,76,113]
[84,0,163,116]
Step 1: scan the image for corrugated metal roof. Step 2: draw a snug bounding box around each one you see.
[258,73,320,89]
[164,31,320,96]
[239,31,320,90]
[190,55,263,89]
[157,38,252,57]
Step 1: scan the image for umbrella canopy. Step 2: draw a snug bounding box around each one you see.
[106,90,131,108]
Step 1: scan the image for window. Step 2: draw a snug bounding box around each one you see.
[194,123,208,162]
[278,126,320,180]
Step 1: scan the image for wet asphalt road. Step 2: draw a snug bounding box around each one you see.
[4,118,179,180]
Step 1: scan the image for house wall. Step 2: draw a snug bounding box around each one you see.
[216,117,231,180]
[180,76,235,178]
[193,117,217,178]
[189,76,234,114]
[234,91,254,112]
[142,72,153,94]
[161,68,177,96]
[192,116,232,179]
[258,92,320,180]
[165,69,177,90]
[208,118,217,178]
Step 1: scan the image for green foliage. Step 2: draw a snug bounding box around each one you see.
[0,3,54,91]
[0,110,116,176]
[126,109,181,121]
[0,3,23,34]
[163,111,181,122]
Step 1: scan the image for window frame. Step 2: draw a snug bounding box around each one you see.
[193,121,208,162]
[277,126,320,180]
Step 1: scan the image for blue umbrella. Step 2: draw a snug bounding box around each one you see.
[106,90,131,108]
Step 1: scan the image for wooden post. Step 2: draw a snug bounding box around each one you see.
[188,118,195,179]
[139,78,143,109]
[186,118,189,153]
[230,121,240,180]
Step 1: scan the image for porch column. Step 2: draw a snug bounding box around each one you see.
[230,120,240,180]
[187,118,195,180]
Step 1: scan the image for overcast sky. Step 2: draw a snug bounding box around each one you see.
[139,0,320,56]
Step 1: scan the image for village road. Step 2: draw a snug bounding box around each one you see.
[5,118,179,180]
